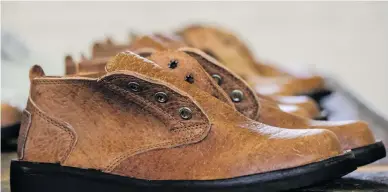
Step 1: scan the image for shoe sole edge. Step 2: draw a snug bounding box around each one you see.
[10,152,356,192]
[352,141,386,167]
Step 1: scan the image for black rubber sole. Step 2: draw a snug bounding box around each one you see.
[352,141,386,167]
[1,123,20,140]
[11,152,356,192]
[314,115,328,121]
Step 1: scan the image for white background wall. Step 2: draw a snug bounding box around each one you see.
[2,2,388,118]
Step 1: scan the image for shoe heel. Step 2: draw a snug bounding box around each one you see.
[11,160,83,192]
[10,160,148,192]
[11,160,50,192]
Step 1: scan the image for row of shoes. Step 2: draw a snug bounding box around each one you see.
[11,25,386,192]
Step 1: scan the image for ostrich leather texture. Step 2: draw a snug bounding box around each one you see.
[18,52,342,181]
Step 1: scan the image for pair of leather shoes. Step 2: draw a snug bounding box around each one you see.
[11,27,385,192]
[70,30,385,164]
[73,29,385,163]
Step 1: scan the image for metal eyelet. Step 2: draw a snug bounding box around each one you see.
[154,92,168,103]
[128,82,140,92]
[185,74,195,84]
[211,74,222,85]
[179,107,192,120]
[230,90,244,102]
[168,60,179,69]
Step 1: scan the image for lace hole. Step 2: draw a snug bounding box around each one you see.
[230,90,244,102]
[128,82,140,92]
[211,74,222,85]
[154,92,168,103]
[168,60,179,69]
[179,107,192,120]
[185,74,195,84]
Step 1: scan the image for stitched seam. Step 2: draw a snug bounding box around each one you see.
[105,123,210,172]
[170,123,208,132]
[34,80,93,85]
[18,110,31,160]
[28,104,77,163]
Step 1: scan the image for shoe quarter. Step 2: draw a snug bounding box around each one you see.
[27,76,210,171]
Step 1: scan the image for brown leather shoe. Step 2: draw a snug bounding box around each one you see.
[86,34,322,119]
[177,25,333,102]
[138,47,384,167]
[11,53,355,192]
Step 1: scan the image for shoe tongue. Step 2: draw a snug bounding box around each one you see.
[105,51,161,73]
